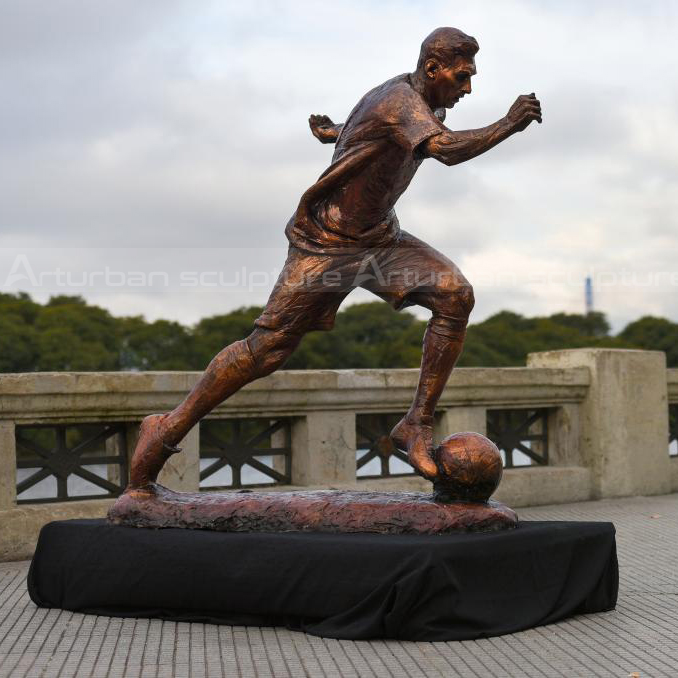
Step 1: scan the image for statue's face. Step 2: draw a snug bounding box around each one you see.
[426,53,476,109]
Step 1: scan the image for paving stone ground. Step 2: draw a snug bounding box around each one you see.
[1,494,677,678]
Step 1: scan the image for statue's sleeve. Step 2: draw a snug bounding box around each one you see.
[387,86,446,153]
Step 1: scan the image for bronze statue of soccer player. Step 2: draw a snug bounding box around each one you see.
[128,26,541,491]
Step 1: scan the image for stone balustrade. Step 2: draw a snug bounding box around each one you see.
[668,367,678,402]
[0,348,675,560]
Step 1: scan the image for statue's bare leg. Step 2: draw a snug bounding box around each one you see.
[391,287,474,479]
[128,327,303,491]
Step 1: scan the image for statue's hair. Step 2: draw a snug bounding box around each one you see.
[417,27,479,70]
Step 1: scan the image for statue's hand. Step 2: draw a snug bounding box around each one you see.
[506,93,542,132]
[309,114,338,143]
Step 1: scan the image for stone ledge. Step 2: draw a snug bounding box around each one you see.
[0,367,591,395]
[0,498,115,562]
[494,466,592,507]
[0,367,590,422]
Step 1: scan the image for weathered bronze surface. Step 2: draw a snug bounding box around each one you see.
[113,26,541,531]
[433,432,504,503]
[108,485,517,534]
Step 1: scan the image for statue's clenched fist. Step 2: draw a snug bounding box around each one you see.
[506,93,542,132]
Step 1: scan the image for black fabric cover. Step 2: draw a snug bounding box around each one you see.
[28,519,618,641]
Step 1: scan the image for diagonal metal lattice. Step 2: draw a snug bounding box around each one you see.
[356,413,414,478]
[486,408,549,468]
[15,423,128,503]
[199,418,291,489]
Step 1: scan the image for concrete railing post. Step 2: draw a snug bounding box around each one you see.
[545,404,583,467]
[528,349,671,498]
[0,422,17,509]
[105,425,131,487]
[270,421,291,477]
[291,411,356,486]
[158,425,201,492]
[435,406,487,443]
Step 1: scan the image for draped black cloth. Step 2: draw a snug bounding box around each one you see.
[28,519,617,641]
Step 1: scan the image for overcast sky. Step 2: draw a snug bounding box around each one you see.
[1,0,676,330]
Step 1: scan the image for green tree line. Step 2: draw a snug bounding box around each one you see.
[1,291,676,372]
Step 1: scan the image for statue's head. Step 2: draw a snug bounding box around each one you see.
[416,27,479,109]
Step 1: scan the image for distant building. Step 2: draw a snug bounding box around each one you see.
[585,276,593,314]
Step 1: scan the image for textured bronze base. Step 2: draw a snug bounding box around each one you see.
[107,484,518,534]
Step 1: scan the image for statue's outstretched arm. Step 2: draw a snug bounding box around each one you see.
[309,114,344,144]
[424,93,541,166]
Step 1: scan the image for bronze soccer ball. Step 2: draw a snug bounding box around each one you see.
[433,432,503,503]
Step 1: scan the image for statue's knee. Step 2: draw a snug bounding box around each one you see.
[455,283,475,319]
[247,328,301,377]
[435,278,475,320]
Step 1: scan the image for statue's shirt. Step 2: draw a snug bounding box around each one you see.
[286,74,445,253]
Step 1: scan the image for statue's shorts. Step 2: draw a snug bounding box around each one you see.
[255,230,471,334]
